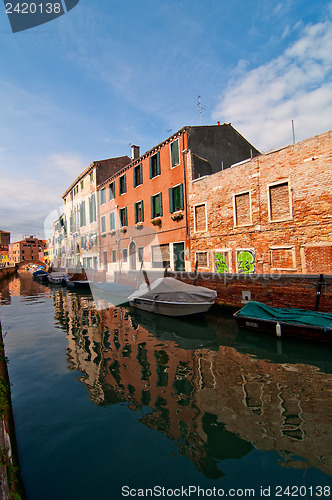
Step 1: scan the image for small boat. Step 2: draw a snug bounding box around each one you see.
[47,272,68,285]
[32,268,47,277]
[233,301,332,343]
[128,277,217,317]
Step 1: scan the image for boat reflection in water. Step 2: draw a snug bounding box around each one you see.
[53,288,332,480]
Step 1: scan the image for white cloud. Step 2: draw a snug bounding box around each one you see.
[212,15,332,151]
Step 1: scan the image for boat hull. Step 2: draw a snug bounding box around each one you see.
[234,314,332,343]
[129,297,214,316]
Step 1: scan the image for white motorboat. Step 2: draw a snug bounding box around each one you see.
[47,272,68,285]
[128,277,217,317]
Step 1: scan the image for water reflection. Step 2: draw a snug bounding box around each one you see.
[51,287,332,479]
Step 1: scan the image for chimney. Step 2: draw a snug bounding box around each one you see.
[131,145,140,160]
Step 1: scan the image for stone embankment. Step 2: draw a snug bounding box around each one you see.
[0,322,24,500]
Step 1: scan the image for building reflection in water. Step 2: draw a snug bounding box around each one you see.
[53,289,332,479]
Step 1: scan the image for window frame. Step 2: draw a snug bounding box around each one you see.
[119,207,128,227]
[134,200,144,223]
[149,151,161,179]
[109,181,115,200]
[151,192,163,219]
[267,180,293,223]
[170,139,180,168]
[119,174,127,196]
[233,190,252,227]
[133,163,143,188]
[100,187,106,205]
[169,183,184,213]
[101,215,106,234]
[193,202,207,233]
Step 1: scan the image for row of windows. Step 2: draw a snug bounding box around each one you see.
[99,140,181,203]
[194,181,293,232]
[100,184,184,233]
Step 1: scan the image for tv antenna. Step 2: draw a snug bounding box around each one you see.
[195,95,205,125]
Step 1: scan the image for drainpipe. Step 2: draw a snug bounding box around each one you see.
[182,131,190,270]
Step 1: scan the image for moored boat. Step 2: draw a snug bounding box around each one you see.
[233,301,332,343]
[48,272,68,285]
[66,280,93,290]
[128,277,217,317]
[90,282,137,306]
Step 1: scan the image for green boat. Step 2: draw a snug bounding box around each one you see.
[234,301,332,343]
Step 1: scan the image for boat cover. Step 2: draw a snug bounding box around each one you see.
[129,277,217,304]
[236,301,332,328]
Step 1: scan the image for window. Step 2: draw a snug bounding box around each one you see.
[151,193,163,219]
[134,200,144,223]
[194,203,207,232]
[234,192,251,226]
[100,188,106,205]
[268,181,292,221]
[112,250,117,263]
[270,246,296,271]
[90,172,93,182]
[152,244,170,268]
[149,152,161,178]
[138,247,144,263]
[80,180,84,190]
[119,207,128,227]
[195,252,208,268]
[109,181,115,200]
[214,251,231,273]
[119,174,127,195]
[169,184,184,213]
[80,201,86,227]
[170,139,180,168]
[110,212,115,231]
[89,194,96,223]
[101,216,106,234]
[123,249,128,262]
[133,163,143,187]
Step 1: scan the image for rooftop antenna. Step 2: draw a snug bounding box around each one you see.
[291,120,296,144]
[196,95,205,125]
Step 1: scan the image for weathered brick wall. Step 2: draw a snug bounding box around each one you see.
[188,130,332,275]
[172,271,332,312]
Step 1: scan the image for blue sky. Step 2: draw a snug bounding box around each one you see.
[0,0,332,241]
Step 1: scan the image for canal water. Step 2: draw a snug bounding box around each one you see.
[0,272,331,499]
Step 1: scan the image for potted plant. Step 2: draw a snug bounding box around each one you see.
[152,218,161,226]
[171,212,183,221]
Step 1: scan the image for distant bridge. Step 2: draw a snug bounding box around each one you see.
[15,260,47,270]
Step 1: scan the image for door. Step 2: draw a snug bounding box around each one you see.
[173,242,185,271]
[129,241,136,270]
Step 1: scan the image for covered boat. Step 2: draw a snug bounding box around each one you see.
[128,277,217,316]
[234,301,332,343]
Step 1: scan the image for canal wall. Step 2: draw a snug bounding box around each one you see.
[0,268,16,284]
[0,322,25,500]
[115,270,332,313]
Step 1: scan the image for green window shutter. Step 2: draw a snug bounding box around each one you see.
[157,152,161,175]
[133,168,137,188]
[169,188,174,213]
[134,203,138,223]
[151,196,154,218]
[124,174,127,193]
[124,207,128,226]
[141,200,144,222]
[149,157,153,179]
[110,212,115,230]
[159,192,163,216]
[179,183,184,210]
[171,140,179,167]
[139,163,143,184]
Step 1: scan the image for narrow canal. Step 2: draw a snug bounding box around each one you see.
[0,272,331,499]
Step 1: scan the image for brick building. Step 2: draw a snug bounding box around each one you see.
[188,130,332,275]
[8,236,47,265]
[0,230,10,267]
[97,124,258,277]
